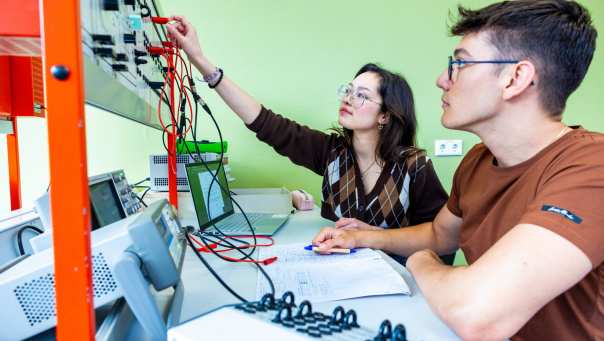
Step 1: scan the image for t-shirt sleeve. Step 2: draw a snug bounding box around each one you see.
[408,155,449,225]
[446,170,462,218]
[446,155,468,218]
[520,143,604,267]
[446,144,484,218]
[246,106,337,175]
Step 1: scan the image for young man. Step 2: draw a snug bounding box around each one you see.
[312,1,603,339]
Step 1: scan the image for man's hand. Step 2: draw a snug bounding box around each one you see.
[334,218,380,231]
[311,227,358,253]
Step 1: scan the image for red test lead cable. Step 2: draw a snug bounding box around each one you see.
[189,234,278,265]
[149,16,171,24]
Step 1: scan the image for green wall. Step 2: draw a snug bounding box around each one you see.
[162,0,604,202]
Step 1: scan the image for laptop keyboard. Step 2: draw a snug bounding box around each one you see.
[206,212,267,234]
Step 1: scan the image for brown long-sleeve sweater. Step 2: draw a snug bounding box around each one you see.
[246,106,449,230]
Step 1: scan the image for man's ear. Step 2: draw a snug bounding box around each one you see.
[502,60,537,101]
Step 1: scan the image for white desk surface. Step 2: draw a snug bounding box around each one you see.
[172,191,460,341]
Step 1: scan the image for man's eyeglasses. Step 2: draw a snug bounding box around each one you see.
[448,56,519,81]
[337,84,382,108]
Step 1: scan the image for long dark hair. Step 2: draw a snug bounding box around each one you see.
[334,63,422,165]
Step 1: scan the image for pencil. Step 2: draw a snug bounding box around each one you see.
[311,247,351,254]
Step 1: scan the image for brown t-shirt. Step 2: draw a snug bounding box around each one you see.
[447,127,604,340]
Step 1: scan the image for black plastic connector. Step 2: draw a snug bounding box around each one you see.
[115,53,128,62]
[180,97,187,113]
[177,111,186,136]
[188,76,202,102]
[123,33,136,44]
[140,5,151,17]
[147,81,164,89]
[91,34,114,45]
[92,47,114,58]
[103,0,119,11]
[112,64,128,72]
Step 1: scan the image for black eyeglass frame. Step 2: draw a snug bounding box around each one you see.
[448,56,520,81]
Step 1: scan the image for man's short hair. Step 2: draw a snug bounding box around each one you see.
[450,0,597,116]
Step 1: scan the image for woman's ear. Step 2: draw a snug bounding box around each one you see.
[379,113,390,125]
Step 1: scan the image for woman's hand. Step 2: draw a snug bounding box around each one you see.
[167,16,205,67]
[311,227,358,253]
[334,217,380,231]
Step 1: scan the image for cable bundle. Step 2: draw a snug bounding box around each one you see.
[148,26,275,303]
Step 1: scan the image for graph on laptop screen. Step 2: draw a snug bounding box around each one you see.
[200,170,225,218]
[186,162,234,228]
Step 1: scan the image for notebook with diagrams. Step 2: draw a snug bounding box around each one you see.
[185,161,290,236]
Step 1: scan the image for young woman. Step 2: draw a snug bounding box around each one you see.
[167,16,454,264]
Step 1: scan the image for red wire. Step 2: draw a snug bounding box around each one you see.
[206,236,275,252]
[190,233,216,249]
[155,51,179,176]
[188,234,278,265]
[217,254,278,265]
[173,68,194,136]
[173,49,194,136]
[156,70,170,130]
[154,46,198,185]
[157,52,176,132]
[151,45,198,181]
[158,48,193,138]
[190,234,274,251]
[156,49,193,138]
[173,49,191,79]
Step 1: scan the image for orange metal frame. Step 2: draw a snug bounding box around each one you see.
[0,57,20,210]
[1,56,45,210]
[168,50,178,208]
[7,119,22,210]
[41,0,96,339]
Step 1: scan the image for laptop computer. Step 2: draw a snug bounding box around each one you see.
[184,161,290,236]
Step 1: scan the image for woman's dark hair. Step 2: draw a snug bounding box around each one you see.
[334,63,422,165]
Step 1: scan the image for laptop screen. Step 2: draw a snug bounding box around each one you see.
[185,161,234,229]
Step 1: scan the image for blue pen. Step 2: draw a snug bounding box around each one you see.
[304,244,356,254]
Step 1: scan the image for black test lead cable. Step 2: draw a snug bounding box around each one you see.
[195,232,276,295]
[170,56,275,298]
[175,64,259,257]
[185,232,248,303]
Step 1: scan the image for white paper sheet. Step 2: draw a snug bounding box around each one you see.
[256,243,410,303]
